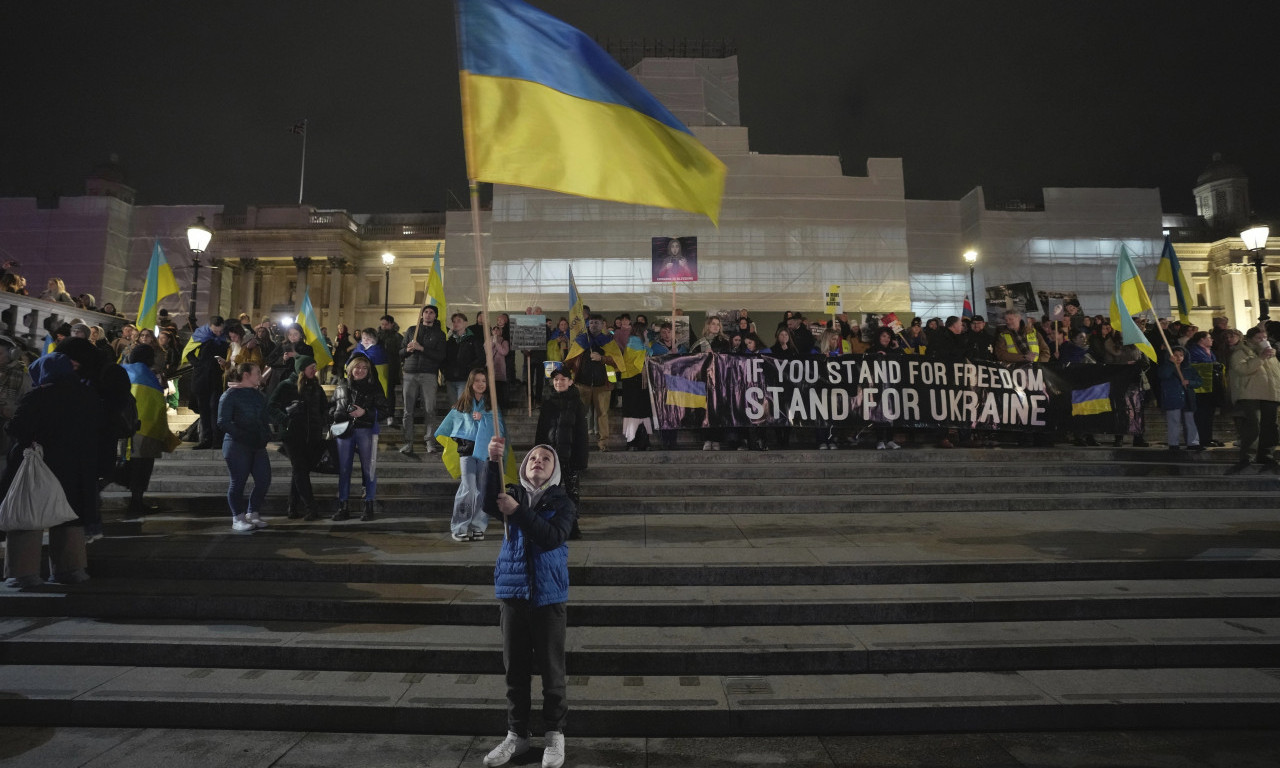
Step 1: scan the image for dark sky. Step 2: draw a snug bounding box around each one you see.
[4,1,1278,216]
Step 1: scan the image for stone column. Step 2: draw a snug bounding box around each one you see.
[293,256,312,310]
[240,258,259,322]
[326,256,346,329]
[207,257,226,320]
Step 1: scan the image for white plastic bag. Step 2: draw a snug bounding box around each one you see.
[0,444,80,531]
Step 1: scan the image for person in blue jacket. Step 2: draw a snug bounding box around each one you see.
[479,437,575,768]
[1157,346,1203,450]
[435,368,505,541]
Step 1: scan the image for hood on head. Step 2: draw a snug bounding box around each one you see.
[519,443,561,493]
[30,353,75,386]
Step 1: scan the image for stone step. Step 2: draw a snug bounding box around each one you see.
[2,577,1275,626]
[1,664,1276,735]
[3,616,1277,675]
[143,455,1268,480]
[154,444,1258,464]
[102,491,1280,515]
[78,550,1280,587]
[135,475,1280,498]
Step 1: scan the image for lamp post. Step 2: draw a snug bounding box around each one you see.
[186,215,213,328]
[1241,225,1270,325]
[963,249,978,313]
[381,251,395,317]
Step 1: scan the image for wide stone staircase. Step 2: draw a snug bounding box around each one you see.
[1,412,1278,736]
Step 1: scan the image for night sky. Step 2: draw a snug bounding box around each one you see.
[4,1,1278,217]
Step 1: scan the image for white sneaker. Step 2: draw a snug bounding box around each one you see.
[711,442,721,451]
[231,515,255,532]
[827,442,838,450]
[483,731,530,767]
[702,441,713,451]
[542,732,565,768]
[876,441,886,450]
[819,443,829,450]
[247,512,268,528]
[887,440,901,450]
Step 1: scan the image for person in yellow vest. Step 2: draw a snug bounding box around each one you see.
[995,309,1048,364]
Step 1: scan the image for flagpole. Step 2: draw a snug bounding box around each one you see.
[298,119,308,205]
[468,179,506,540]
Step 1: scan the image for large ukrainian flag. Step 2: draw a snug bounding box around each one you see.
[1109,245,1157,362]
[456,0,727,224]
[1156,236,1192,325]
[137,242,180,332]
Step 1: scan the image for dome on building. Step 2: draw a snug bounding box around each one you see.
[88,154,128,184]
[1196,153,1246,186]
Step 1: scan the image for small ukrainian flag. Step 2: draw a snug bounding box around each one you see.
[1071,382,1112,416]
[664,374,707,409]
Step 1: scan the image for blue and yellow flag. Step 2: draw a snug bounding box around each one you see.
[567,266,585,344]
[1156,236,1192,325]
[434,425,519,486]
[664,374,707,409]
[1070,382,1112,416]
[619,335,649,379]
[297,287,333,370]
[427,243,447,320]
[137,242,180,331]
[1110,245,1157,362]
[124,362,181,453]
[456,0,727,224]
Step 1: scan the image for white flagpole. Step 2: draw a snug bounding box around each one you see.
[297,119,308,205]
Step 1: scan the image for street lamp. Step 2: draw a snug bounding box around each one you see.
[1241,225,1270,324]
[381,252,396,316]
[186,215,213,328]
[963,249,978,314]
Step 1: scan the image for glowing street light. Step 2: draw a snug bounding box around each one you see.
[1241,225,1270,324]
[381,252,396,316]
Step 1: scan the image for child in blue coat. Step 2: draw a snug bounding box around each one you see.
[1158,346,1203,450]
[479,437,575,768]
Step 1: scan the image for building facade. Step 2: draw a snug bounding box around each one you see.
[1,60,1273,337]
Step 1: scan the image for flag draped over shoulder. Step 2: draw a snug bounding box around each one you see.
[298,287,333,370]
[124,362,181,453]
[1110,245,1157,362]
[137,242,180,332]
[427,243,447,320]
[1156,236,1192,325]
[456,0,727,224]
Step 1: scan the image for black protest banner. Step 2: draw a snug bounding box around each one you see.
[646,353,1145,434]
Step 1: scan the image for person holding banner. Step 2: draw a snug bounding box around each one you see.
[866,328,902,450]
[691,316,731,451]
[1157,347,1203,451]
[995,310,1047,365]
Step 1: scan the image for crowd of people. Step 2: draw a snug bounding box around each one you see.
[2,297,1278,585]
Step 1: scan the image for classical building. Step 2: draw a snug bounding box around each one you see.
[211,206,444,332]
[1,60,1273,340]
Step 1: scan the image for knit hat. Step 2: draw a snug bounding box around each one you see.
[295,354,317,374]
[127,344,155,367]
